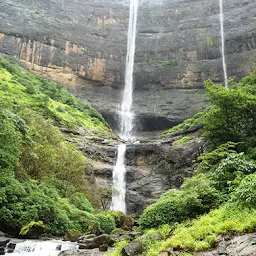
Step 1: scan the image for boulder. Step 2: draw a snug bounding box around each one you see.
[78,234,114,249]
[99,244,108,252]
[122,241,143,256]
[196,233,256,256]
[5,242,16,253]
[0,238,10,247]
[64,230,83,242]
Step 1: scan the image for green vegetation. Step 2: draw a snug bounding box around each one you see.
[19,221,45,237]
[138,59,178,67]
[164,111,205,134]
[158,206,256,254]
[173,136,192,145]
[139,173,219,230]
[0,57,115,237]
[94,214,116,234]
[109,72,256,255]
[202,78,256,149]
[0,57,110,130]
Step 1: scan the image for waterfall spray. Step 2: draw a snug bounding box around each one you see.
[219,0,228,88]
[111,0,139,213]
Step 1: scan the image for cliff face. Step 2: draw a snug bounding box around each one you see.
[0,0,255,130]
[79,127,203,215]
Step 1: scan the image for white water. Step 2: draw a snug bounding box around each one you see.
[111,144,127,213]
[120,0,139,141]
[6,240,78,256]
[111,0,139,213]
[219,0,228,88]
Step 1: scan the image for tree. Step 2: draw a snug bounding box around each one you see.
[202,78,256,149]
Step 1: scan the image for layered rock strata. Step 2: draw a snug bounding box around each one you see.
[0,0,255,130]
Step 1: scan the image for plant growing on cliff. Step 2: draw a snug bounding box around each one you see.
[0,57,116,236]
[202,78,256,149]
[139,174,219,230]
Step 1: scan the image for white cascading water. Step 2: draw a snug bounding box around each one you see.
[111,0,139,214]
[6,240,78,256]
[219,0,228,88]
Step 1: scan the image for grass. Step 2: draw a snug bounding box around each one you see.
[0,57,110,132]
[173,136,192,145]
[109,206,256,256]
[107,240,129,256]
[158,206,256,254]
[164,111,205,134]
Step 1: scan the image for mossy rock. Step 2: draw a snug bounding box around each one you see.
[122,216,135,230]
[103,210,125,228]
[87,220,103,236]
[64,229,83,242]
[19,221,45,239]
[110,228,128,236]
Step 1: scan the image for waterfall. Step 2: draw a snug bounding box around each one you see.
[111,0,139,214]
[219,0,228,88]
[6,240,78,256]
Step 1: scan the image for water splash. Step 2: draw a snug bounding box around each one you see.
[219,0,228,88]
[6,240,78,256]
[111,0,139,214]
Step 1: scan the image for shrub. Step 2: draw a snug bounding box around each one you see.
[230,173,256,207]
[196,142,237,173]
[140,174,219,230]
[202,79,256,148]
[69,192,93,213]
[95,214,116,234]
[139,192,188,230]
[208,153,256,192]
[104,210,125,227]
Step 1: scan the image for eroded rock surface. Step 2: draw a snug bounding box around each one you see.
[0,0,255,131]
[73,126,204,215]
[197,234,256,256]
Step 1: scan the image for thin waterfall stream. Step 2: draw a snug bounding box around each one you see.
[219,0,228,88]
[111,0,139,213]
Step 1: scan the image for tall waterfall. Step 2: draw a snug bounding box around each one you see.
[111,0,139,214]
[219,0,228,88]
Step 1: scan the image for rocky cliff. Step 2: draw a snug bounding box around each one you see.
[0,0,255,130]
[72,126,203,215]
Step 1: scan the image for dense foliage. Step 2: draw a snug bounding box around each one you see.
[116,72,256,256]
[0,57,115,237]
[139,174,219,230]
[0,57,110,130]
[202,77,256,149]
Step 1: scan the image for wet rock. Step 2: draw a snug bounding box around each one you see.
[99,244,108,252]
[58,248,110,256]
[78,234,113,249]
[122,241,143,256]
[0,248,4,255]
[196,233,256,256]
[5,242,16,253]
[64,230,83,242]
[0,238,10,247]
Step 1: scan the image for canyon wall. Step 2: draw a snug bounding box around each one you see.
[0,0,255,130]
